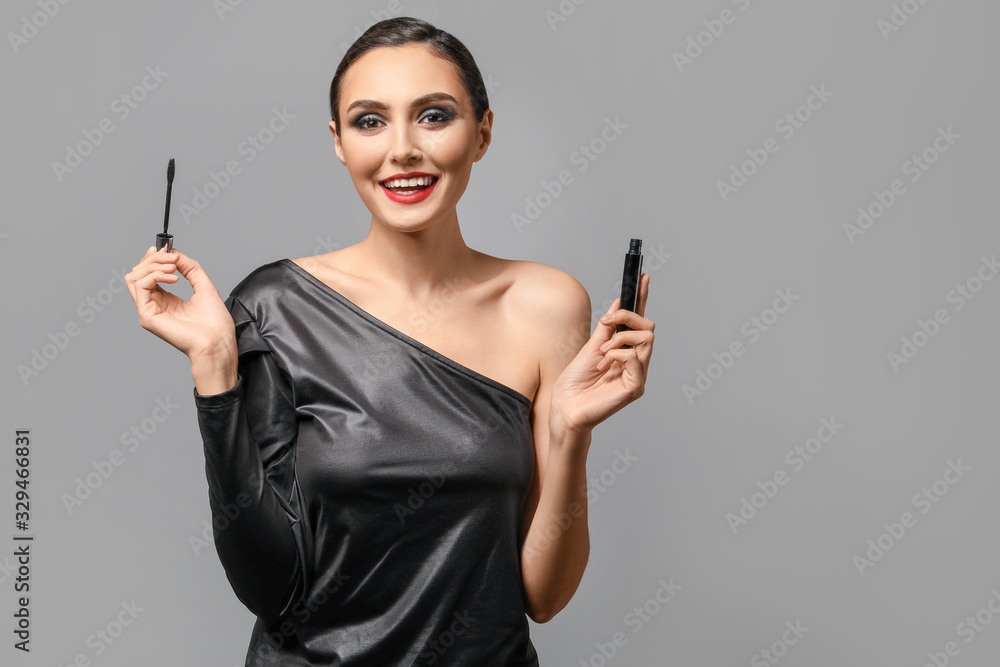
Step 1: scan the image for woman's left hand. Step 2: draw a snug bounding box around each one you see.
[549,273,654,437]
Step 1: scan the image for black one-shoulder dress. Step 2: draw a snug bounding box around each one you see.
[192,259,540,666]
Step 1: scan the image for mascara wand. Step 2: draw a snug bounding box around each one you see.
[156,158,175,252]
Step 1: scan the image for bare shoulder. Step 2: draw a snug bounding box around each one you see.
[500,258,592,344]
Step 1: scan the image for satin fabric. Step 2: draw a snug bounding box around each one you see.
[193,259,540,666]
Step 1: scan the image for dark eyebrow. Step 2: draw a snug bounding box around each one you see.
[345,92,459,115]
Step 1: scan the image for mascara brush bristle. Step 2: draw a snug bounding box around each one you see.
[163,158,175,234]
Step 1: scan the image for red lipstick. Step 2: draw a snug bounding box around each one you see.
[379,172,438,204]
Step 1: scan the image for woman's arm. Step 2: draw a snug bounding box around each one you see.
[518,270,595,623]
[127,249,308,624]
[518,267,654,623]
[192,296,308,626]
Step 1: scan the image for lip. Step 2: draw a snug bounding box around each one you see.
[380,171,437,183]
[379,172,439,204]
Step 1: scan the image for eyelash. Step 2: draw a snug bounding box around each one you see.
[351,108,454,132]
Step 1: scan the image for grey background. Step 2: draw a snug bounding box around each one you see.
[3,0,999,665]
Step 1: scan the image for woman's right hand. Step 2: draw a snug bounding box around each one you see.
[125,246,237,366]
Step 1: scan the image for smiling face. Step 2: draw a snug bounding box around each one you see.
[330,43,493,231]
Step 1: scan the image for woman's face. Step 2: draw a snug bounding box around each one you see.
[331,43,492,231]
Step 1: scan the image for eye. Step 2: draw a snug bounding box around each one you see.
[351,113,384,132]
[420,107,455,125]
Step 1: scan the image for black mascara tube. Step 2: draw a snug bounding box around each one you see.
[156,158,175,252]
[616,238,643,343]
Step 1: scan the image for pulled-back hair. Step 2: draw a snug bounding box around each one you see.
[329,16,490,134]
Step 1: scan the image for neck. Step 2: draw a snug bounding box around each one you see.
[355,210,478,302]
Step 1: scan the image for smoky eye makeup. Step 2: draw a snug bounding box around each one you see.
[420,107,455,124]
[349,105,457,131]
[351,113,382,131]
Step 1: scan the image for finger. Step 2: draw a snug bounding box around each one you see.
[599,329,651,352]
[136,271,179,291]
[617,346,646,390]
[598,347,646,385]
[146,255,179,272]
[172,250,221,299]
[131,246,156,289]
[129,251,177,299]
[144,248,177,265]
[600,326,653,361]
[603,307,655,334]
[636,273,650,318]
[128,256,153,307]
[589,298,620,349]
[133,270,176,314]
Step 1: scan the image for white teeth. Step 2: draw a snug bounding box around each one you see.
[383,176,435,189]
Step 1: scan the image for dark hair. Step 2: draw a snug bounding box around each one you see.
[329,17,489,135]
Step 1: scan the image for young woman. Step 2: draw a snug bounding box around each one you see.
[126,16,654,666]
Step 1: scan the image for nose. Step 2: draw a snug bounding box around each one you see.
[389,122,421,164]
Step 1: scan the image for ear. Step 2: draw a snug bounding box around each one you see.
[472,108,493,163]
[329,121,346,165]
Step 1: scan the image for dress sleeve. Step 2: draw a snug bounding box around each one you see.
[191,294,307,625]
